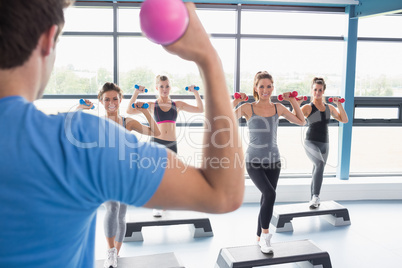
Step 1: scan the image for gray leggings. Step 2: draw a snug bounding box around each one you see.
[104,201,127,243]
[304,140,329,197]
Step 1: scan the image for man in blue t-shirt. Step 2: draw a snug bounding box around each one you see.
[0,1,244,267]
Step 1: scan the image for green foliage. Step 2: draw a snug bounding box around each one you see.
[356,74,394,97]
[46,66,112,95]
[45,66,400,98]
[119,68,155,94]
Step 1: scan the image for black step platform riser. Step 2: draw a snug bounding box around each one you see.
[272,201,351,232]
[123,211,214,242]
[215,240,332,268]
[96,252,185,268]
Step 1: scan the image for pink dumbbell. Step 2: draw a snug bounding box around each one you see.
[140,0,189,45]
[278,91,298,101]
[234,92,249,101]
[296,96,307,101]
[328,97,345,103]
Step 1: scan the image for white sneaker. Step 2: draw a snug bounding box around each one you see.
[103,247,117,268]
[153,209,163,217]
[309,195,320,209]
[258,233,274,254]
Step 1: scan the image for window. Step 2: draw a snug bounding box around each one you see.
[118,7,141,32]
[241,10,346,36]
[39,2,402,179]
[64,7,113,32]
[355,42,402,97]
[358,14,402,38]
[118,37,235,93]
[197,9,237,34]
[240,39,344,96]
[354,107,399,120]
[47,36,113,95]
[351,127,402,174]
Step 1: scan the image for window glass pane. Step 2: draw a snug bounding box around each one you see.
[46,36,113,94]
[355,107,399,120]
[355,42,402,97]
[241,10,346,36]
[118,7,141,32]
[358,15,402,38]
[240,39,344,97]
[64,7,113,32]
[118,37,235,94]
[118,8,236,34]
[196,9,236,34]
[351,127,402,174]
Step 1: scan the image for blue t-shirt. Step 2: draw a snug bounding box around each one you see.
[0,96,167,267]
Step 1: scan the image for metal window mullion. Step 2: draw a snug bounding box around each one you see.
[241,34,344,40]
[62,32,113,36]
[240,5,345,13]
[113,2,118,84]
[358,37,402,42]
[337,5,358,180]
[73,1,113,7]
[235,4,242,93]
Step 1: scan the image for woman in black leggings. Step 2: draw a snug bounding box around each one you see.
[233,71,305,254]
[298,77,348,208]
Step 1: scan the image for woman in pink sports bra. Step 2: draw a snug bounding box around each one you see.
[126,75,204,217]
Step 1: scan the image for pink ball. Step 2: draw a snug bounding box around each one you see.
[140,0,189,45]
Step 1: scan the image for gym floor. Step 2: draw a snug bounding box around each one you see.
[95,200,402,268]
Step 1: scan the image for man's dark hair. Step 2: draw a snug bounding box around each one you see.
[0,0,74,69]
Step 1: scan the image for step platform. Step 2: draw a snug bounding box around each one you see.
[124,210,214,242]
[272,200,351,232]
[96,252,185,268]
[215,239,332,268]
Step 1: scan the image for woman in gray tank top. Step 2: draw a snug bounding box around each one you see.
[297,77,348,209]
[233,71,305,254]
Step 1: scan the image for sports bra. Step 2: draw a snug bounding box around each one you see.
[153,100,178,124]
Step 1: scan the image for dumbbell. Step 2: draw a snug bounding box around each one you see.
[132,103,149,109]
[135,84,148,93]
[296,96,308,101]
[185,86,199,91]
[79,99,95,109]
[278,91,298,101]
[328,97,345,103]
[234,92,249,101]
[140,0,189,45]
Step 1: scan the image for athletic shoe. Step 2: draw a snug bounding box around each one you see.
[309,195,320,209]
[258,233,274,254]
[153,209,163,217]
[103,247,117,268]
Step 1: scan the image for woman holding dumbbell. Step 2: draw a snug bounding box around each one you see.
[297,77,348,209]
[233,71,305,254]
[126,75,204,217]
[78,82,160,268]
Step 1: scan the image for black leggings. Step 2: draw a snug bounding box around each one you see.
[151,137,178,154]
[246,161,281,237]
